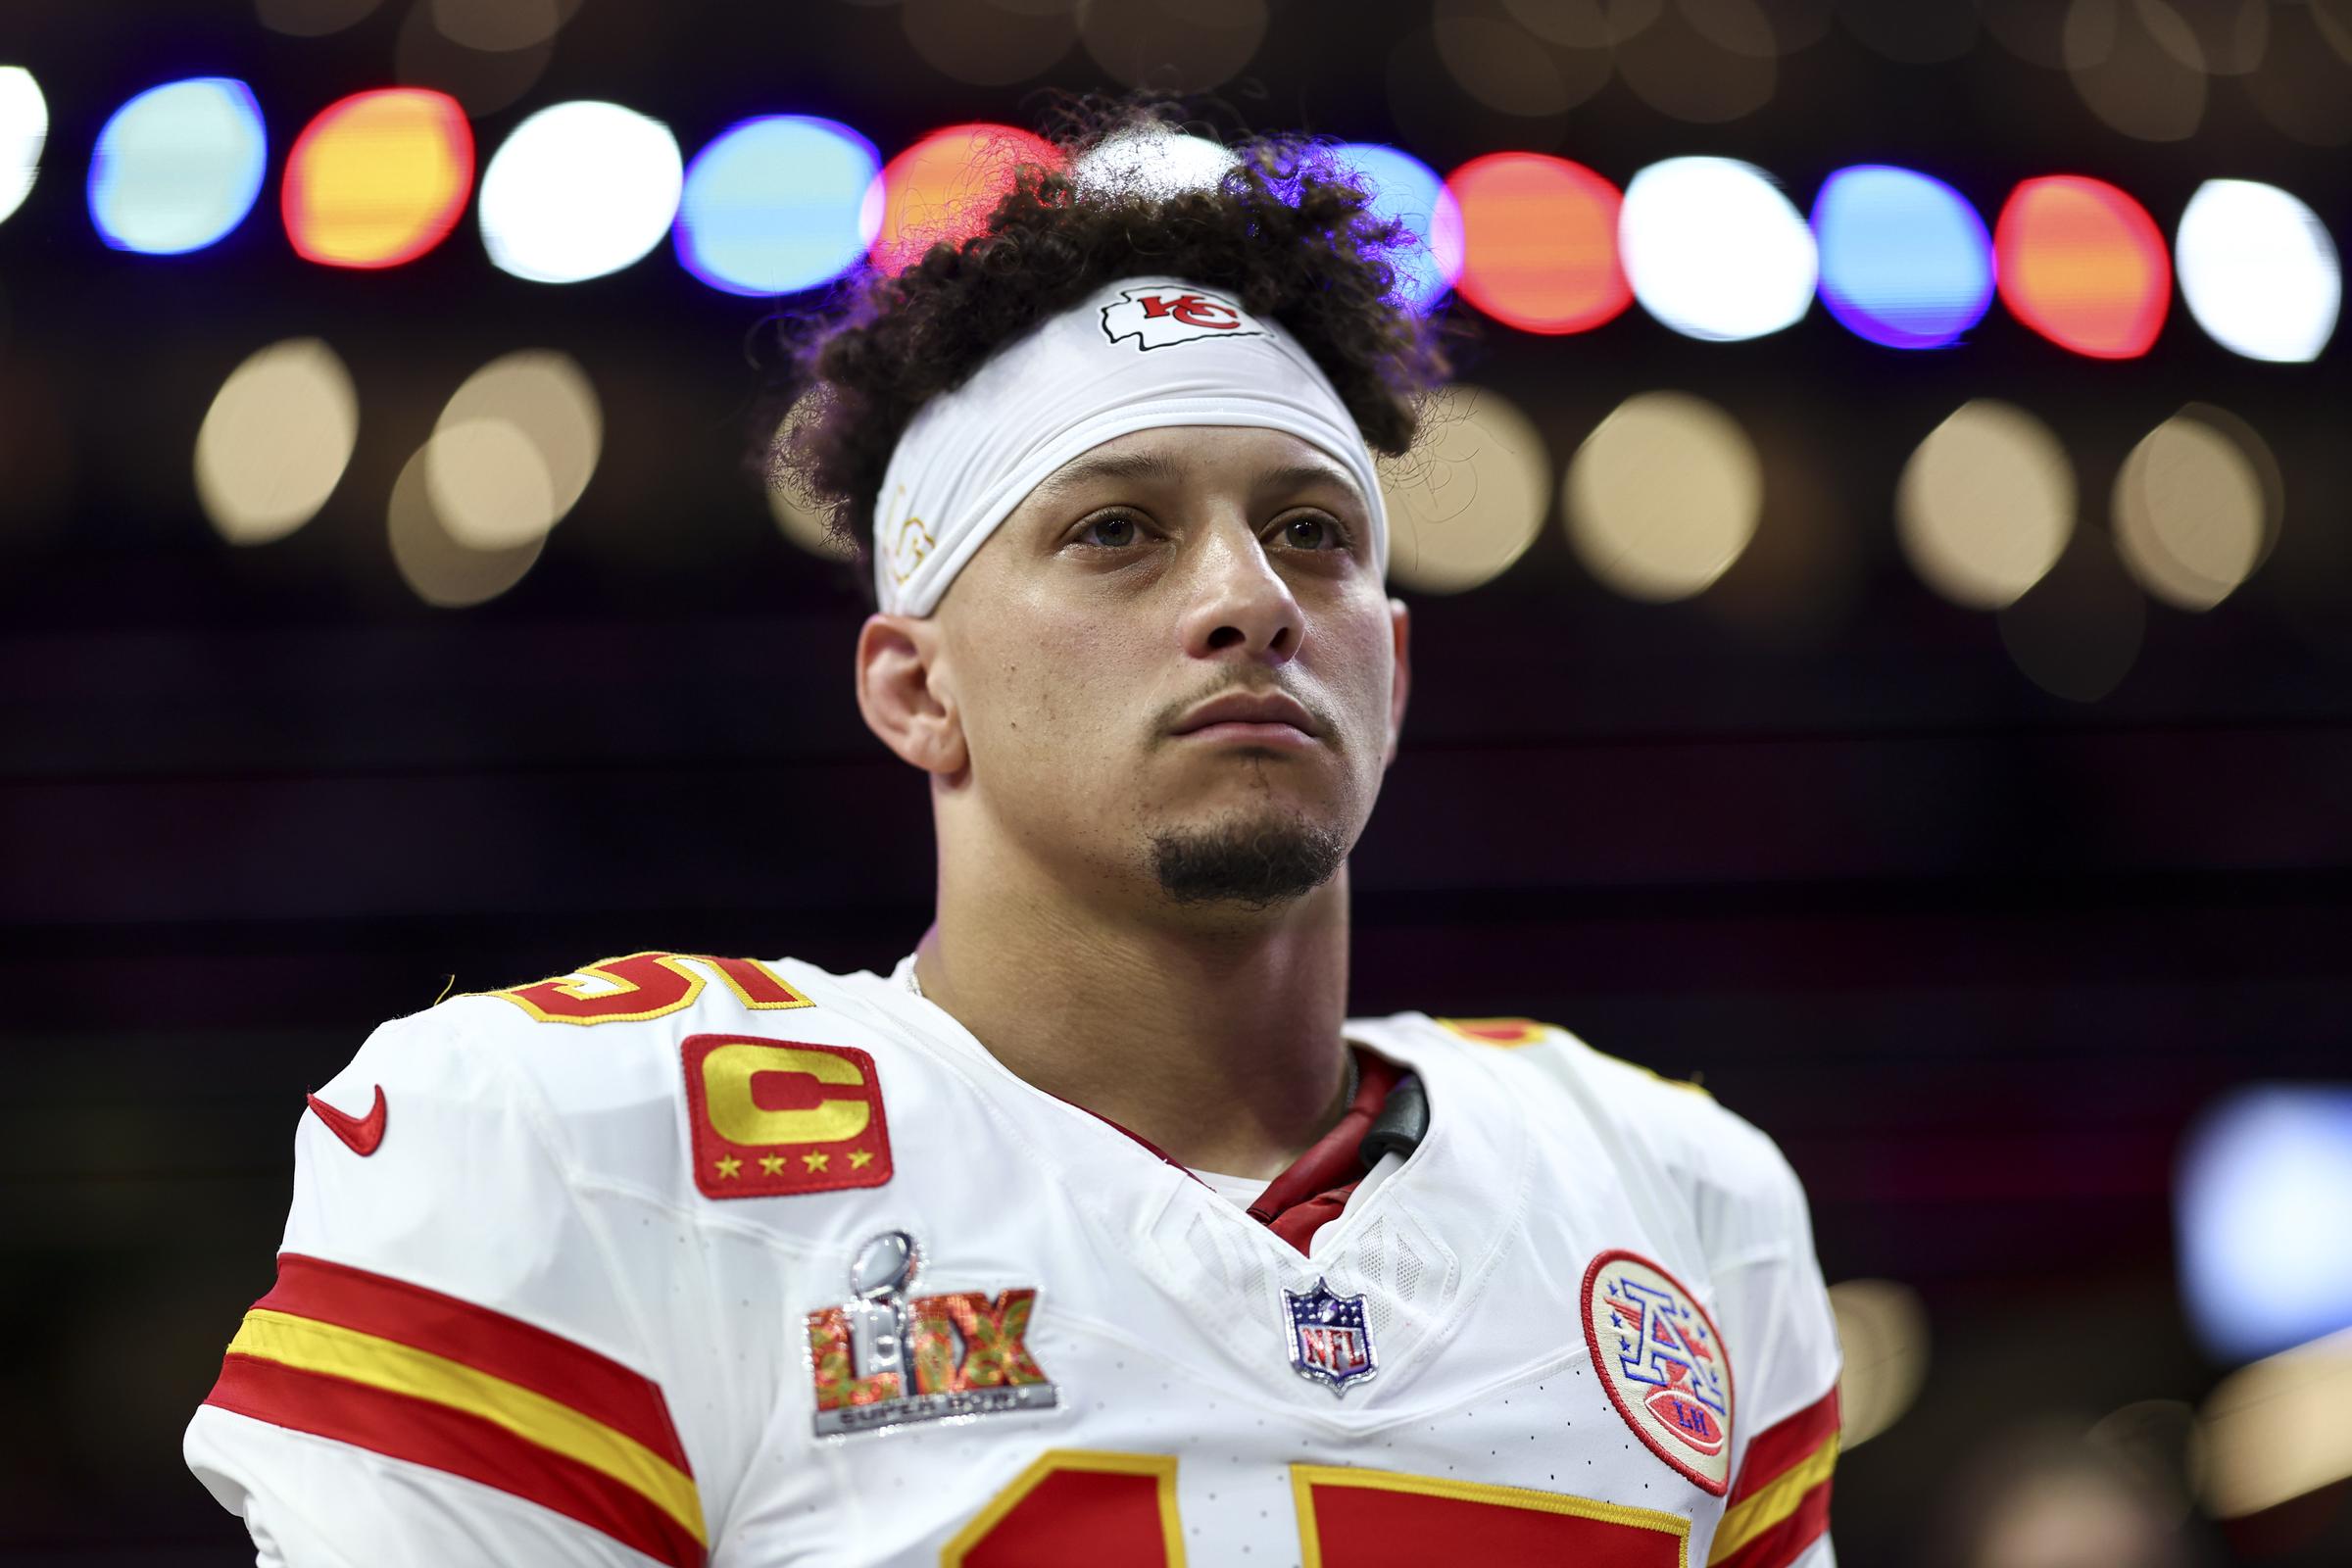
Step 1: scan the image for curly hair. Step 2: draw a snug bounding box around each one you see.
[748,101,1460,603]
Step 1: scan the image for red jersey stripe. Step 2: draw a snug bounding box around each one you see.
[207,1352,706,1568]
[1728,1386,1839,1503]
[256,1252,690,1474]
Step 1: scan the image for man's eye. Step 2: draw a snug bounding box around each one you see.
[1077,513,1142,548]
[1279,514,1348,551]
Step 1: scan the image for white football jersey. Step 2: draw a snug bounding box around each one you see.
[186,950,1842,1568]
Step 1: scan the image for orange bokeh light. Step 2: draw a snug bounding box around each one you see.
[1446,153,1630,336]
[283,88,473,270]
[865,122,1062,275]
[1993,175,2171,360]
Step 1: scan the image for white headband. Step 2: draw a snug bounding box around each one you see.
[870,275,1390,615]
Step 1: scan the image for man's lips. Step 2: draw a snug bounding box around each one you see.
[1169,690,1319,738]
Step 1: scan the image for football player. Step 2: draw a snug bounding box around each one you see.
[188,111,1842,1566]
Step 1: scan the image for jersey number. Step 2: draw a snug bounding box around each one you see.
[482,952,812,1026]
[942,1450,1691,1566]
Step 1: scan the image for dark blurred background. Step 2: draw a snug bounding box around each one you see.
[4,0,2350,1563]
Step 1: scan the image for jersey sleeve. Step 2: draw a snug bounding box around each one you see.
[1702,1129,1841,1568]
[184,1005,710,1568]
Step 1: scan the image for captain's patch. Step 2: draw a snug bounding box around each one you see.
[1581,1249,1735,1495]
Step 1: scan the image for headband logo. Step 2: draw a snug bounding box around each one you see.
[882,485,934,587]
[1101,285,1266,353]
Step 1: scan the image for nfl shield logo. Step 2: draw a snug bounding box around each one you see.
[1284,1279,1377,1396]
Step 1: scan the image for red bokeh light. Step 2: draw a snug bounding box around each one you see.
[865,122,1063,276]
[1446,153,1630,336]
[282,88,473,270]
[1993,175,2171,360]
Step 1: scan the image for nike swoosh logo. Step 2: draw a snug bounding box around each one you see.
[307,1085,387,1156]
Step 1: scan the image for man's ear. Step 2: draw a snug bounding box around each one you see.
[1384,596,1411,768]
[855,613,966,778]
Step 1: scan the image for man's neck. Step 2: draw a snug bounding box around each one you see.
[911,841,1356,1180]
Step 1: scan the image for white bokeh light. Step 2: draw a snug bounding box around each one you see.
[0,67,45,225]
[479,100,682,284]
[2176,179,2341,364]
[1072,123,1237,201]
[1619,157,1817,341]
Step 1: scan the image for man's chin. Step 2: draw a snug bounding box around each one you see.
[1147,811,1348,910]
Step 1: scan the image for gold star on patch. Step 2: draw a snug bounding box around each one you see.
[758,1154,786,1176]
[713,1156,743,1179]
[848,1149,874,1170]
[803,1151,830,1172]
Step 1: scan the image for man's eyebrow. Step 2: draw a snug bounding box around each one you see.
[1030,451,1189,500]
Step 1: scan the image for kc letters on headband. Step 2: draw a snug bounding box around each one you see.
[871,275,1391,616]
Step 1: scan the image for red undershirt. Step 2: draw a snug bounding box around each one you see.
[1073,1048,1405,1253]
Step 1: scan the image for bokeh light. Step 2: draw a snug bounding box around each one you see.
[388,442,546,608]
[426,350,600,550]
[1563,390,1762,602]
[2064,0,2207,143]
[1830,1279,1929,1450]
[1995,524,2146,704]
[88,77,268,255]
[1380,384,1551,594]
[283,88,473,270]
[255,0,382,36]
[1810,164,1993,349]
[1072,122,1237,202]
[2177,1085,2352,1364]
[478,100,682,284]
[2200,1328,2352,1518]
[429,0,564,52]
[675,116,881,297]
[0,67,46,227]
[1993,175,2171,360]
[1896,399,2074,611]
[1431,7,1611,119]
[1328,142,1464,315]
[864,122,1061,275]
[2111,409,2271,612]
[1619,157,1816,342]
[1446,152,1629,336]
[765,394,855,562]
[902,0,1077,86]
[2175,179,2340,364]
[1614,0,1778,122]
[394,0,557,120]
[194,338,360,545]
[1079,0,1268,91]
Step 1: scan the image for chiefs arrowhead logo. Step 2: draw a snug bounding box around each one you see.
[1100,284,1267,352]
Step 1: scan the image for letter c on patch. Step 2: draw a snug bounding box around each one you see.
[701,1042,872,1146]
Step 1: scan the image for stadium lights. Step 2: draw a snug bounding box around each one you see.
[674,116,881,297]
[1810,165,1994,350]
[0,66,46,227]
[1327,142,1464,317]
[284,88,473,270]
[1619,157,1817,342]
[479,100,682,284]
[88,76,268,255]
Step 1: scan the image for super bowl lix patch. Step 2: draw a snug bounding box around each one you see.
[1581,1249,1735,1495]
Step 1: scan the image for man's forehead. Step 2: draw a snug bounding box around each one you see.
[1026,432,1364,508]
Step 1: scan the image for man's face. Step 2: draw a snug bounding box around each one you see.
[920,423,1409,914]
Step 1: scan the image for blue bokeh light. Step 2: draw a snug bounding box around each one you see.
[2177,1084,2352,1364]
[1811,165,1993,350]
[674,115,881,297]
[87,76,268,255]
[1327,142,1463,316]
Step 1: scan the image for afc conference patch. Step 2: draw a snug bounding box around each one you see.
[1581,1249,1736,1494]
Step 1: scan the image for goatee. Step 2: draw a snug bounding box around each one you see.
[1150,813,1348,909]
